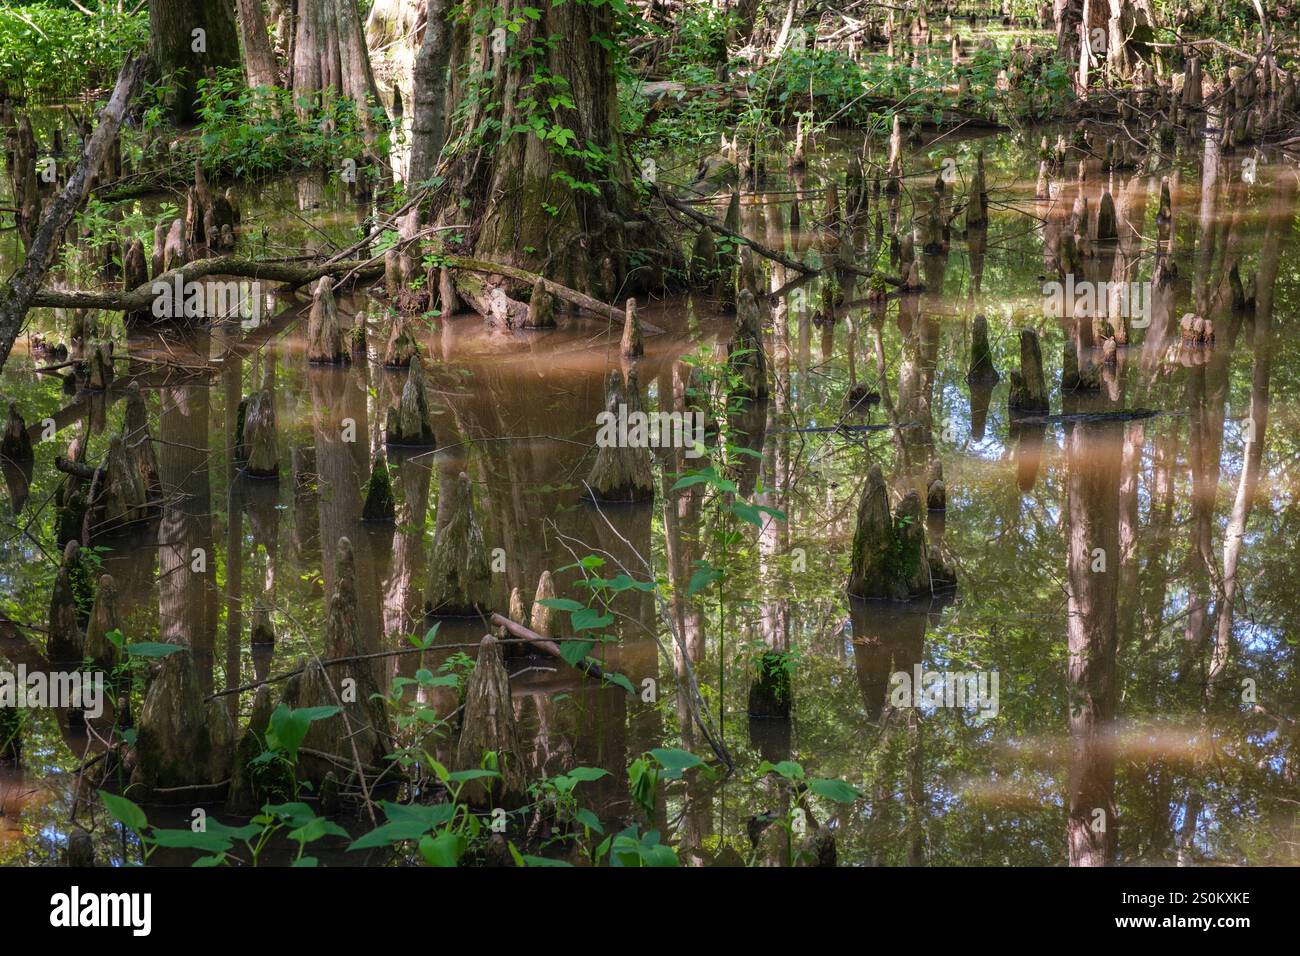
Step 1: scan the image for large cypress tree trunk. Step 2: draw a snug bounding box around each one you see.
[435,0,674,318]
[149,0,242,123]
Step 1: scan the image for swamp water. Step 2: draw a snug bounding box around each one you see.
[1,126,1298,866]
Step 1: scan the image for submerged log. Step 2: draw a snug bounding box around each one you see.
[384,353,436,446]
[454,635,526,807]
[586,369,654,503]
[967,313,999,385]
[1,403,33,463]
[361,452,395,522]
[306,276,348,364]
[1008,329,1049,414]
[425,471,492,615]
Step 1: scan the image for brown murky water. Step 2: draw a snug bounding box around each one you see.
[2,124,1299,866]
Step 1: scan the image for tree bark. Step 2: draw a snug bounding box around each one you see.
[236,0,281,88]
[149,0,241,122]
[407,0,452,187]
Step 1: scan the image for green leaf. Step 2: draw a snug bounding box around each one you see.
[289,816,350,844]
[570,608,615,632]
[687,561,722,596]
[538,597,585,612]
[809,778,863,804]
[149,829,234,852]
[520,854,574,867]
[566,767,610,782]
[650,747,705,779]
[446,768,501,784]
[559,639,594,666]
[125,642,185,659]
[267,704,340,762]
[759,759,805,781]
[98,791,148,832]
[418,832,466,867]
[349,819,436,850]
[601,670,635,695]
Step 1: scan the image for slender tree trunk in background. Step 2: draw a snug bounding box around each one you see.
[407,0,452,188]
[236,0,281,88]
[149,0,241,123]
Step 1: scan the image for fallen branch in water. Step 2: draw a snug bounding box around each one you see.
[489,611,611,682]
[440,255,664,332]
[659,188,904,288]
[29,256,385,311]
